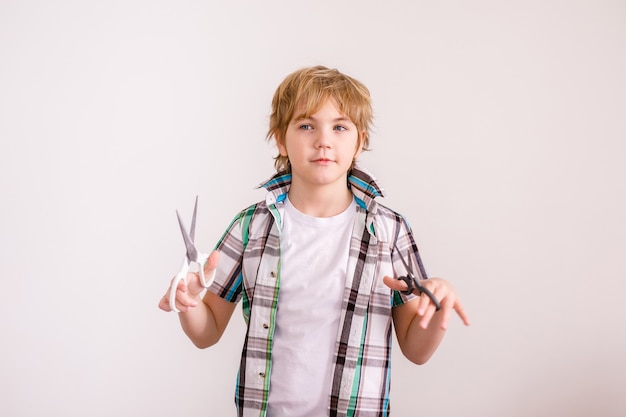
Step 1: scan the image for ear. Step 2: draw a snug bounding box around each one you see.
[275,133,288,157]
[353,130,366,158]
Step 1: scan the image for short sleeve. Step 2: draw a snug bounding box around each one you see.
[391,215,427,307]
[206,209,248,303]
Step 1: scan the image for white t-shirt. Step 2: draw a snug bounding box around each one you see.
[267,196,356,416]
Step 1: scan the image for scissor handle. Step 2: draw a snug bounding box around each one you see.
[397,275,415,296]
[415,283,441,312]
[169,257,189,313]
[169,253,216,313]
[397,275,441,311]
[190,252,215,288]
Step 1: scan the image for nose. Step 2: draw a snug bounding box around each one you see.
[314,129,332,149]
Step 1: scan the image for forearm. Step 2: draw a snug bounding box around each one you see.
[178,295,222,349]
[396,310,447,365]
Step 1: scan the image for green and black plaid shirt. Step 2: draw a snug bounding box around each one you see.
[208,167,426,417]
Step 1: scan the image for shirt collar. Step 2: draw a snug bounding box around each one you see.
[257,165,385,213]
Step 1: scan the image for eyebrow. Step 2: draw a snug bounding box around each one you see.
[293,114,352,123]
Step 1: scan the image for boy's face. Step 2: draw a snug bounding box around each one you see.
[277,99,364,190]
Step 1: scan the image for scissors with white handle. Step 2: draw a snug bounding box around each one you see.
[169,196,215,313]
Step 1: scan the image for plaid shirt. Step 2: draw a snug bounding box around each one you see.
[207,167,426,417]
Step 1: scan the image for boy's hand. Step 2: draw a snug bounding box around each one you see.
[158,251,220,313]
[383,276,470,330]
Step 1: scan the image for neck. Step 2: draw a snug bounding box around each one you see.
[287,180,353,217]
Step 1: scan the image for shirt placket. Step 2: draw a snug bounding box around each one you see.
[245,203,282,416]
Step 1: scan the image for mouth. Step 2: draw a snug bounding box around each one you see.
[312,157,333,163]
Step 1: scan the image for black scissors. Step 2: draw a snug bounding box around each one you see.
[394,244,441,311]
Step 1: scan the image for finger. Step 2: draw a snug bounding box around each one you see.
[417,291,431,316]
[158,294,172,312]
[454,300,471,326]
[168,275,199,312]
[160,275,186,312]
[183,271,205,296]
[178,276,189,292]
[417,281,441,315]
[174,286,199,312]
[439,298,453,330]
[382,276,409,292]
[418,285,444,328]
[418,300,438,329]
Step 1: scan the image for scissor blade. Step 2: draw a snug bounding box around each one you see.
[393,244,412,273]
[190,196,198,243]
[177,210,199,262]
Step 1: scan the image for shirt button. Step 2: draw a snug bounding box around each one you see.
[262,323,269,329]
[259,372,266,378]
[270,271,277,278]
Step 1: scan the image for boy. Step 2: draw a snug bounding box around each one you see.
[159,65,470,416]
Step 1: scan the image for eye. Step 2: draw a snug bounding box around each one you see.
[334,125,348,132]
[298,124,313,130]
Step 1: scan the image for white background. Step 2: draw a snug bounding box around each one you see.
[1,1,625,416]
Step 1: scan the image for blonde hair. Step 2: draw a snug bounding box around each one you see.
[267,65,373,172]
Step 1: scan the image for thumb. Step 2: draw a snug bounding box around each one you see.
[204,250,220,274]
[382,275,409,292]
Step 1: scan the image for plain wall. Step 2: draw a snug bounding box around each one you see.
[1,1,625,416]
